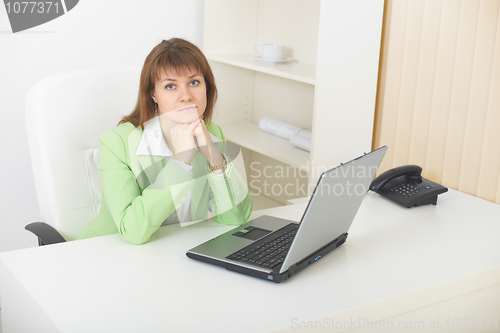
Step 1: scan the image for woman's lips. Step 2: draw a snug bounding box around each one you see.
[176,105,197,112]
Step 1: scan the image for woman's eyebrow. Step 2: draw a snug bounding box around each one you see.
[160,73,201,83]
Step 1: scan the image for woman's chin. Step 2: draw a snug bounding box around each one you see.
[161,111,198,124]
[175,115,200,124]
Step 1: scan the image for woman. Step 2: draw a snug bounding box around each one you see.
[78,38,253,244]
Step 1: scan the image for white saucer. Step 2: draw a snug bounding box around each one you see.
[253,56,292,64]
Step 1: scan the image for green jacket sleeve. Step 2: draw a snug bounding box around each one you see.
[99,130,194,244]
[207,164,253,226]
[203,123,253,225]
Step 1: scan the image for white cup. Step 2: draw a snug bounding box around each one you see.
[255,43,284,61]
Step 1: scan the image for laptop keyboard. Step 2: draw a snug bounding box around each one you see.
[226,223,298,269]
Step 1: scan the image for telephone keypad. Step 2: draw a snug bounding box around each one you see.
[390,183,423,198]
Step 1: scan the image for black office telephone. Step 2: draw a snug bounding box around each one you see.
[369,165,448,208]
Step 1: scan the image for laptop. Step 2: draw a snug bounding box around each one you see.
[186,146,387,283]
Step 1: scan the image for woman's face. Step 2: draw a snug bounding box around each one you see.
[151,67,207,124]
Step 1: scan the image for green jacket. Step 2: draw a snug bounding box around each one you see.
[78,121,252,244]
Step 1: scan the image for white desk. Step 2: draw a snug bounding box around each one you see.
[1,189,500,333]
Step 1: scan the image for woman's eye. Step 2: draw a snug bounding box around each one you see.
[190,80,200,86]
[166,84,175,90]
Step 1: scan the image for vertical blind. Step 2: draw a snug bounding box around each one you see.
[373,0,500,204]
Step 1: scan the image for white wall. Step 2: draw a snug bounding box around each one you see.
[0,0,205,252]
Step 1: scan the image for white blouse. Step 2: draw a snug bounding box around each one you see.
[135,116,223,225]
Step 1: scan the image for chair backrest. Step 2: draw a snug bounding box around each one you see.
[26,67,141,240]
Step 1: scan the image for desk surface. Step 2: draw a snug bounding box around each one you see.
[1,189,500,333]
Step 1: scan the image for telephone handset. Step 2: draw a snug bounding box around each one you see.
[369,165,448,208]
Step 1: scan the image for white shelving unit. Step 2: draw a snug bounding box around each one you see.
[204,0,385,209]
[222,122,310,170]
[206,54,316,85]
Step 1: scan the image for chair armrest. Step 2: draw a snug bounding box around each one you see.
[25,222,67,246]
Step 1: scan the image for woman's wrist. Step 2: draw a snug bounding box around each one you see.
[174,152,194,165]
[209,154,226,174]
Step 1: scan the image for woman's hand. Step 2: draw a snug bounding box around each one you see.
[171,119,200,165]
[193,116,209,156]
[193,117,225,173]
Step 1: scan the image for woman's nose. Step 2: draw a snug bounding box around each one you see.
[179,86,193,102]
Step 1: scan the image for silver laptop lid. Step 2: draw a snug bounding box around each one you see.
[279,146,387,273]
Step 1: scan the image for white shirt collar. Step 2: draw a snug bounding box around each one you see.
[136,116,221,156]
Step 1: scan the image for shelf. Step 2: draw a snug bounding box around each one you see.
[286,196,311,205]
[222,122,310,170]
[207,54,316,85]
[251,194,283,211]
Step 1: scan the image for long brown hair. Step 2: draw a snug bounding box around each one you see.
[120,38,218,128]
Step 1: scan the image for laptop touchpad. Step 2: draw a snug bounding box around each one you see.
[232,226,271,241]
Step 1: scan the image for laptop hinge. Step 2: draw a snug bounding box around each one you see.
[281,233,349,279]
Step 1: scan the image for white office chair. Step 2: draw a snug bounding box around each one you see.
[25,67,141,245]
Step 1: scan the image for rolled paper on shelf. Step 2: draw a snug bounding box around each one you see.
[259,117,301,140]
[295,129,312,140]
[290,130,312,152]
